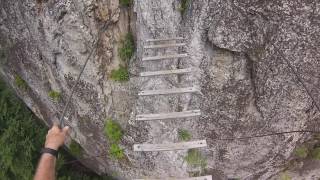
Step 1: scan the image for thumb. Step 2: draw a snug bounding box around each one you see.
[62,126,70,135]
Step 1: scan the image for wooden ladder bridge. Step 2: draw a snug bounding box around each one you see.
[134,37,211,180]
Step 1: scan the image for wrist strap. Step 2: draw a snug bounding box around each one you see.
[41,148,58,158]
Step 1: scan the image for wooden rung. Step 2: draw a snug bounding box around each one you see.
[144,43,186,49]
[145,37,186,42]
[142,54,188,61]
[138,87,199,96]
[133,140,207,152]
[140,68,196,77]
[134,175,212,180]
[136,110,201,121]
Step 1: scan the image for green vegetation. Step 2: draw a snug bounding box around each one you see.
[104,119,125,160]
[311,147,320,160]
[104,119,123,143]
[280,172,291,180]
[178,129,192,141]
[14,75,28,90]
[69,140,83,157]
[48,90,61,102]
[0,79,114,180]
[110,66,129,82]
[185,149,207,168]
[109,144,124,159]
[119,33,135,62]
[179,0,191,14]
[119,0,132,7]
[294,146,308,158]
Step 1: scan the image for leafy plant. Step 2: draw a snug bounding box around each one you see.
[119,0,132,7]
[179,0,191,14]
[119,32,135,62]
[110,66,129,82]
[69,140,83,157]
[104,119,123,143]
[178,129,192,141]
[185,149,207,168]
[48,90,61,102]
[294,146,308,158]
[14,75,28,90]
[109,144,124,160]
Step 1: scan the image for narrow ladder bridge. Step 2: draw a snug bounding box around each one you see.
[134,37,211,179]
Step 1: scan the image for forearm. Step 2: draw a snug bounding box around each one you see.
[34,154,56,180]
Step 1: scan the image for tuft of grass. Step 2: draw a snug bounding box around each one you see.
[48,90,61,102]
[178,129,192,141]
[119,33,135,62]
[14,75,28,90]
[311,147,320,160]
[294,146,308,158]
[104,119,123,143]
[179,0,191,14]
[110,66,129,82]
[109,144,124,160]
[185,149,207,168]
[119,0,132,7]
[69,140,83,157]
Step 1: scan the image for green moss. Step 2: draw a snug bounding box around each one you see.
[179,0,191,14]
[178,129,191,141]
[119,33,135,62]
[109,144,124,160]
[311,147,320,160]
[14,75,28,90]
[119,0,132,7]
[185,149,207,168]
[48,90,61,102]
[110,66,129,82]
[69,140,83,157]
[294,146,308,158]
[104,119,123,143]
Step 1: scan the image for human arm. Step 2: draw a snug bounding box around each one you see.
[34,124,69,180]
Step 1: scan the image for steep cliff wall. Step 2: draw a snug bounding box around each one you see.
[0,0,319,179]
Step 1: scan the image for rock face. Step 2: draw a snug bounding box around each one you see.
[0,0,320,179]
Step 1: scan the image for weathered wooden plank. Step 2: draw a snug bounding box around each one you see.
[138,86,199,96]
[133,140,207,152]
[136,110,201,121]
[144,43,186,49]
[142,54,188,61]
[140,68,196,77]
[134,175,212,180]
[145,37,186,42]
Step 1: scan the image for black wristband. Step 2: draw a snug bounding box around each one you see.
[41,148,58,158]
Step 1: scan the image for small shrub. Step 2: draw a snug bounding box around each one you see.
[48,90,61,102]
[294,146,308,158]
[185,149,207,168]
[119,33,135,62]
[110,66,129,82]
[179,0,191,14]
[14,75,28,90]
[178,129,191,141]
[311,147,320,160]
[109,144,124,160]
[69,140,83,157]
[119,0,132,7]
[104,119,123,143]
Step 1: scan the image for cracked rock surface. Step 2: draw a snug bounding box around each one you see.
[0,0,320,179]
